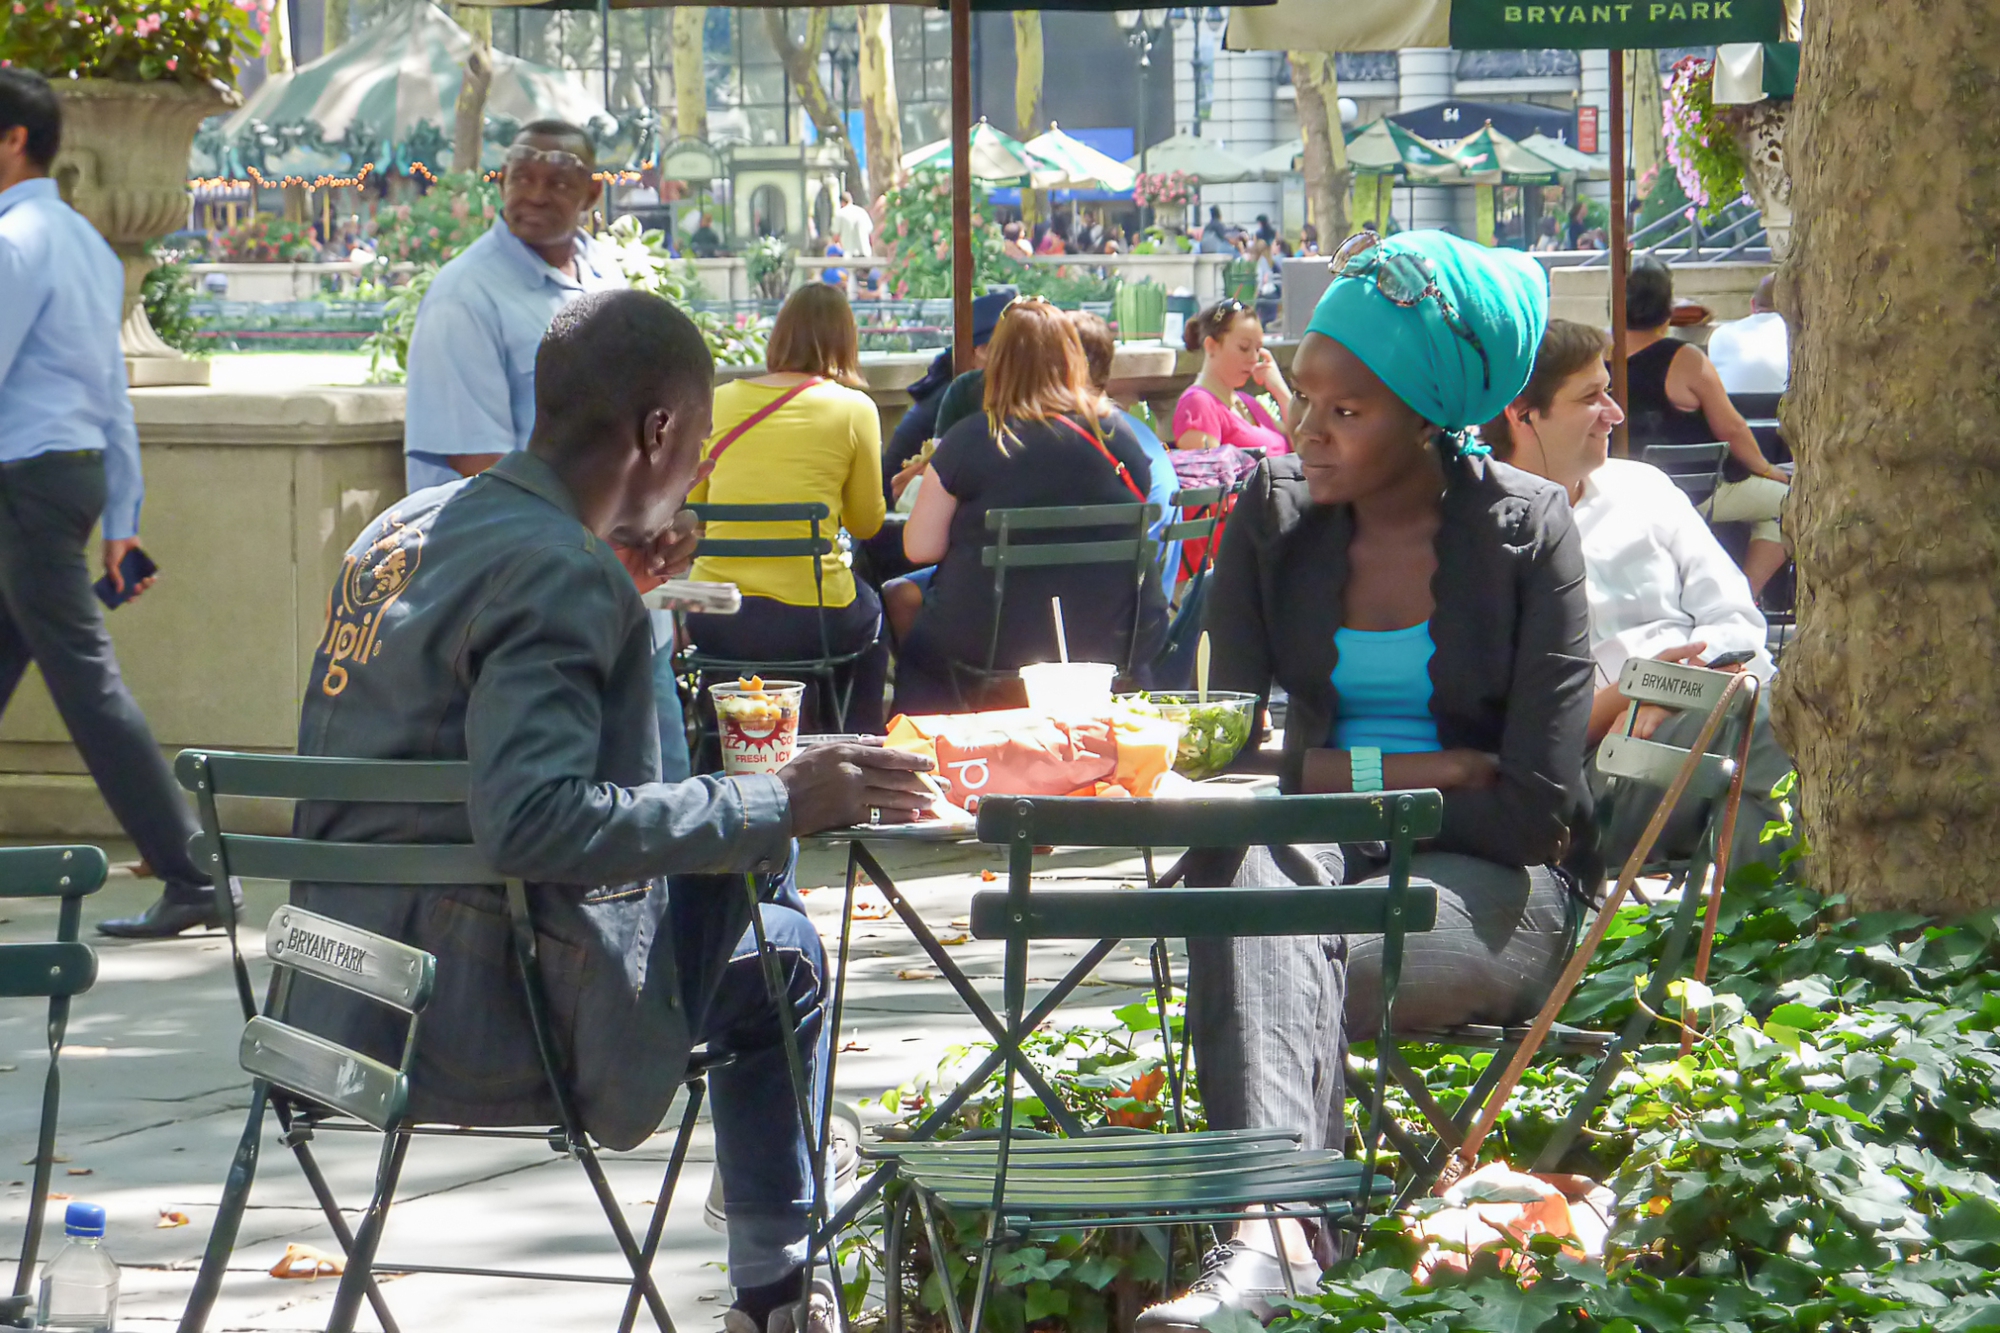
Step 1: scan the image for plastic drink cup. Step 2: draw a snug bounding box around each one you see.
[1018,662,1117,716]
[710,679,807,775]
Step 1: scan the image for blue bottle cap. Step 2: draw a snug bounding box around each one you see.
[63,1202,105,1238]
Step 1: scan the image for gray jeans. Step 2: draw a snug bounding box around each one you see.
[1183,845,1572,1152]
[0,452,205,894]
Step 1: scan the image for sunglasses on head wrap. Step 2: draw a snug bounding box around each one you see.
[505,144,592,175]
[1329,231,1493,393]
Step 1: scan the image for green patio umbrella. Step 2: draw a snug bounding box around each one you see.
[221,0,607,171]
[1346,119,1464,180]
[1445,122,1566,186]
[901,120,1062,188]
[1520,133,1609,181]
[1025,123,1137,193]
[1124,131,1269,185]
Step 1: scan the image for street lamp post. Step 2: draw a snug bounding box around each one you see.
[1115,9,1169,230]
[1173,6,1228,138]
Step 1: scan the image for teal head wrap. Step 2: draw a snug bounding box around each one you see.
[1306,231,1549,446]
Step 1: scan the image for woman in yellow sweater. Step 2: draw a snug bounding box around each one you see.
[684,284,890,731]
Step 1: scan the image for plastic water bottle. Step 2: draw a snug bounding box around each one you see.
[36,1202,118,1331]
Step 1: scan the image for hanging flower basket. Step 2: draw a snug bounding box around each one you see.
[1662,55,1748,224]
[1134,170,1198,210]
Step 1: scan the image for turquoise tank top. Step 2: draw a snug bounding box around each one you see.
[1330,623,1442,754]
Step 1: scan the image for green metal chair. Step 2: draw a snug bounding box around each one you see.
[947,501,1161,710]
[172,751,713,1333]
[865,791,1443,1333]
[1349,657,1759,1195]
[0,846,106,1329]
[680,500,875,740]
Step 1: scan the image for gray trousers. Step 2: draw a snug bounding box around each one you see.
[1592,691,1795,880]
[1184,845,1571,1152]
[0,452,206,894]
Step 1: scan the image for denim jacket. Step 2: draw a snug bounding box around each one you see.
[292,450,792,1150]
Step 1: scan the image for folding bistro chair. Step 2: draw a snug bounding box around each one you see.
[1147,486,1225,689]
[1639,442,1731,508]
[173,751,717,1333]
[1350,658,1758,1195]
[863,792,1442,1333]
[946,501,1160,710]
[0,846,106,1329]
[680,501,874,740]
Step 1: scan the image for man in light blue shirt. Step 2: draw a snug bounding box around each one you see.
[0,70,215,936]
[402,119,690,778]
[401,119,625,492]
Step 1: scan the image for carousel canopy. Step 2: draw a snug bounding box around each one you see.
[220,1,608,171]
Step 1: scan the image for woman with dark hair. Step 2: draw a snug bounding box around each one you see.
[889,299,1167,713]
[1621,256,1790,596]
[683,283,890,732]
[1171,300,1293,456]
[1139,232,1593,1332]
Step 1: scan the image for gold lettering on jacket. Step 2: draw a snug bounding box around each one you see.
[318,518,424,697]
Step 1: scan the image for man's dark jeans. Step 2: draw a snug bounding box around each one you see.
[0,451,206,893]
[673,868,827,1288]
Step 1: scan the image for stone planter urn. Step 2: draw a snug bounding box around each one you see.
[50,79,240,387]
[1731,98,1793,262]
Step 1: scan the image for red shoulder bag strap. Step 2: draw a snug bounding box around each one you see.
[706,376,822,466]
[1055,414,1148,503]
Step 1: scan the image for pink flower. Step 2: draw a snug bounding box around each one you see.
[135,13,162,36]
[165,54,176,68]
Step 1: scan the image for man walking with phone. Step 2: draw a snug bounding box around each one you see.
[0,70,217,937]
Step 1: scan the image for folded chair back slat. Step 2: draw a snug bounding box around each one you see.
[267,904,436,1013]
[970,884,1437,941]
[1615,656,1737,713]
[1596,732,1735,798]
[178,751,470,804]
[0,943,97,999]
[0,845,109,897]
[974,791,1444,849]
[217,833,499,886]
[239,1017,410,1132]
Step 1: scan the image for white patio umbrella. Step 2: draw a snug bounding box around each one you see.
[1024,123,1137,193]
[902,120,1063,188]
[1124,132,1270,185]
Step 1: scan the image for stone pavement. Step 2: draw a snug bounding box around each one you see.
[0,836,1166,1331]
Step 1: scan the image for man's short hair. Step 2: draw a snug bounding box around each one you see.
[516,118,595,168]
[0,69,62,169]
[535,290,712,456]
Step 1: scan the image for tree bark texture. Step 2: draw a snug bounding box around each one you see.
[323,0,347,52]
[1012,12,1045,228]
[1625,50,1663,201]
[1772,0,2000,913]
[452,5,493,176]
[266,0,295,75]
[672,6,707,142]
[1288,50,1350,242]
[857,4,902,202]
[764,8,865,197]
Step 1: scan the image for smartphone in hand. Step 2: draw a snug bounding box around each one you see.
[93,546,158,610]
[1704,648,1755,669]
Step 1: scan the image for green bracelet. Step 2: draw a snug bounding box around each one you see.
[1350,746,1384,794]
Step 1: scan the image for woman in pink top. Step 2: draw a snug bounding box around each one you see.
[1171,299,1293,455]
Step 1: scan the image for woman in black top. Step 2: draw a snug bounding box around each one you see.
[891,299,1166,714]
[1139,232,1594,1333]
[1621,257,1791,596]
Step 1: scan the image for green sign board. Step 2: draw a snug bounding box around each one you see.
[1449,0,1784,49]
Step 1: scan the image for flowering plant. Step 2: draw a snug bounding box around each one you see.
[211,211,317,261]
[0,0,266,88]
[1663,55,1748,223]
[368,173,500,267]
[1133,169,1197,209]
[877,167,1013,300]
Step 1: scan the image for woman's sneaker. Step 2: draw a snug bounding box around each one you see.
[1133,1240,1321,1332]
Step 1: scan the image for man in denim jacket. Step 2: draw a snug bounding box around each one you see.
[293,290,932,1332]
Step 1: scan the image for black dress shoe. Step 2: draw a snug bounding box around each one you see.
[96,896,226,939]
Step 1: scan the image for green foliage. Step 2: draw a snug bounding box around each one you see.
[359,264,433,384]
[369,174,501,267]
[211,212,319,262]
[879,169,1017,301]
[744,234,795,302]
[141,248,205,357]
[0,0,263,87]
[1663,55,1749,224]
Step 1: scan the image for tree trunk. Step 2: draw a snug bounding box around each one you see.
[1288,50,1350,242]
[266,0,294,75]
[1625,50,1663,203]
[1014,12,1044,230]
[452,5,493,176]
[672,6,707,142]
[1770,0,2000,912]
[764,8,865,196]
[857,4,902,202]
[323,0,347,52]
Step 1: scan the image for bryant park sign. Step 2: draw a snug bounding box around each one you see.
[1449,0,1784,48]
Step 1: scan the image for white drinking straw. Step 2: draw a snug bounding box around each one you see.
[1051,597,1070,663]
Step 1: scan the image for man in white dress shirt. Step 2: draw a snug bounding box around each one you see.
[1485,319,1794,877]
[1705,274,1789,396]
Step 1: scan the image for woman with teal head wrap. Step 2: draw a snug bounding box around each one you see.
[1138,233,1597,1333]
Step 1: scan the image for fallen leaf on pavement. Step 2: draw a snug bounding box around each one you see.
[0,1065,16,1074]
[157,1210,190,1228]
[852,900,893,921]
[936,934,970,946]
[839,1040,870,1053]
[47,1194,69,1202]
[65,1168,92,1177]
[896,969,938,981]
[980,870,997,882]
[270,1243,345,1280]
